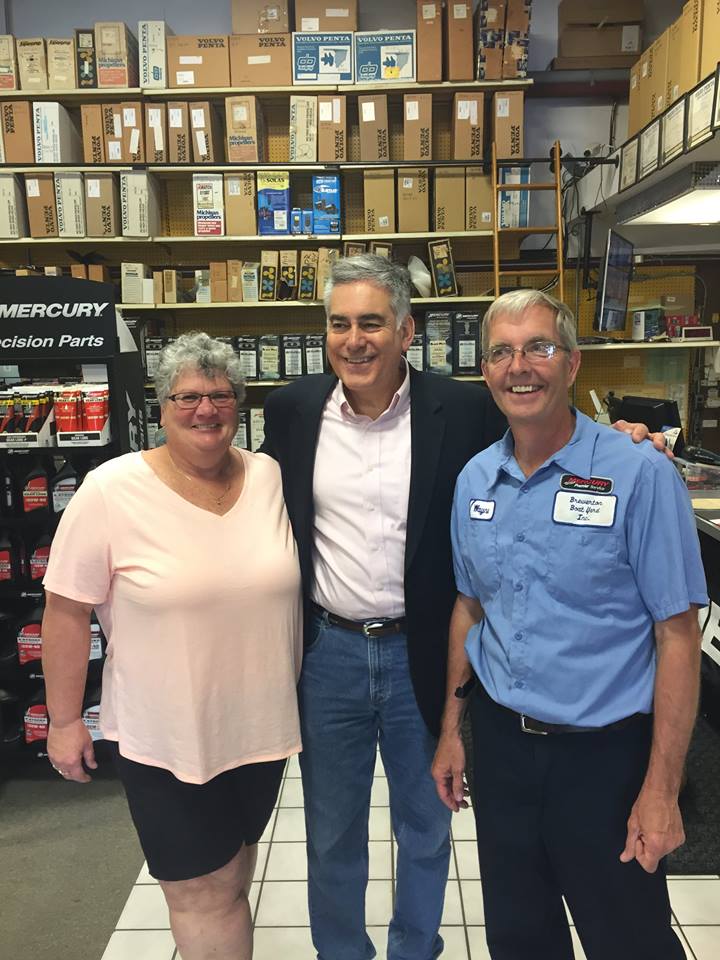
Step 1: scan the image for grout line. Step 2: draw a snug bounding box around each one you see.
[675,924,699,960]
[453,841,474,960]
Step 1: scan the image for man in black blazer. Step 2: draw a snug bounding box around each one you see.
[262,255,505,960]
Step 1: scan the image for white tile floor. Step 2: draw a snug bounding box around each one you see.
[102,753,720,960]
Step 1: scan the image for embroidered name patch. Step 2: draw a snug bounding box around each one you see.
[553,491,616,527]
[560,474,614,495]
[469,499,495,521]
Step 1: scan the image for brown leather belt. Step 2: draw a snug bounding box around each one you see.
[311,603,406,638]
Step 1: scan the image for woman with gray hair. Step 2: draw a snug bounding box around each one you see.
[41,331,303,960]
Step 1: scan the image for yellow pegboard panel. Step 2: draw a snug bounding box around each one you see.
[147,306,327,341]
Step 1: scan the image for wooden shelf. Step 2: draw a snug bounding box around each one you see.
[342,230,493,241]
[579,340,720,351]
[0,87,141,102]
[2,231,492,245]
[119,295,495,310]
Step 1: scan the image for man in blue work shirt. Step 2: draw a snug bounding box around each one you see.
[432,289,708,960]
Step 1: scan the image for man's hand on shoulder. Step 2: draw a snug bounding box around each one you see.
[431,730,469,813]
[619,785,685,873]
[611,419,673,459]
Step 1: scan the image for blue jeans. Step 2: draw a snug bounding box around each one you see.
[299,611,451,960]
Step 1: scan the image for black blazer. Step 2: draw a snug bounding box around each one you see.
[261,367,507,736]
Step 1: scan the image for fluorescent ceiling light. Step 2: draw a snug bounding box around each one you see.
[623,188,720,224]
[618,162,720,226]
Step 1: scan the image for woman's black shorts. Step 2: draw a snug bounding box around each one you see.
[110,744,286,881]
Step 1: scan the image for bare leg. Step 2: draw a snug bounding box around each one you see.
[159,844,258,960]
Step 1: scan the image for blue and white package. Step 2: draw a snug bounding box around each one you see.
[354,31,416,83]
[292,32,354,84]
[257,171,290,235]
[312,175,341,235]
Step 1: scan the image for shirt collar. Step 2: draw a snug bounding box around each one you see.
[333,358,411,423]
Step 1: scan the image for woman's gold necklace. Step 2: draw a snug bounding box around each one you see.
[166,451,233,506]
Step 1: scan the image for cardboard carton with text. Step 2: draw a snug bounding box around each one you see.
[17,38,48,91]
[358,95,389,161]
[229,34,292,86]
[224,172,257,235]
[403,94,432,161]
[416,1,442,81]
[452,93,484,160]
[434,167,465,231]
[167,102,191,163]
[2,101,35,163]
[364,168,395,233]
[397,167,429,232]
[47,38,77,90]
[81,104,105,163]
[85,172,121,237]
[225,96,265,162]
[94,22,139,87]
[25,172,58,237]
[145,103,167,163]
[317,95,346,161]
[445,1,474,80]
[492,91,523,158]
[167,35,230,88]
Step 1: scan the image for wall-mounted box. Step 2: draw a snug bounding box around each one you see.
[292,32,353,83]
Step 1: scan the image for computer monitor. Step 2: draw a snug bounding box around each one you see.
[593,229,634,332]
[616,395,682,433]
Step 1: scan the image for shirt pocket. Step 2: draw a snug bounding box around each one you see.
[464,517,501,606]
[546,525,620,607]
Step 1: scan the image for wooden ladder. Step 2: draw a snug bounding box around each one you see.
[492,139,565,301]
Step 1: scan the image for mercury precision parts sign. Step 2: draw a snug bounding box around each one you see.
[0,277,117,358]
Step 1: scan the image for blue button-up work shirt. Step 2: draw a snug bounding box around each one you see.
[451,411,708,726]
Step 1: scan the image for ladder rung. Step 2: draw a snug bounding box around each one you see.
[495,183,557,191]
[498,227,558,234]
[498,268,561,276]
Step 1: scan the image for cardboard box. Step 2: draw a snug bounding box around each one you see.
[403,94,432,161]
[318,95,346,161]
[295,0,357,31]
[416,1,442,82]
[558,25,641,58]
[95,22,139,87]
[167,35,230,88]
[466,167,494,231]
[397,167,429,232]
[627,59,642,138]
[242,262,260,301]
[232,0,290,34]
[493,91,523,159]
[145,103,167,162]
[650,30,669,117]
[54,172,85,238]
[312,174,341,233]
[225,96,265,162]
[0,174,27,238]
[474,3,506,81]
[227,260,243,301]
[0,36,18,91]
[225,172,256,235]
[33,102,82,163]
[1,101,35,162]
[163,269,178,303]
[260,250,279,300]
[120,172,160,237]
[701,0,720,80]
[81,104,105,163]
[209,261,228,302]
[503,0,531,78]
[298,249,319,300]
[17,38,47,91]
[47,39,77,90]
[190,102,223,162]
[139,21,171,88]
[292,32,354,83]
[150,271,163,303]
[70,264,88,279]
[195,269,211,302]
[552,54,641,69]
[121,102,144,162]
[279,249,298,298]
[680,0,702,96]
[229,34,292,85]
[355,31,416,83]
[434,167,465,231]
[75,29,97,88]
[102,103,123,163]
[558,0,645,27]
[667,19,683,105]
[167,102,190,163]
[445,1,474,81]
[257,170,290,235]
[289,95,317,161]
[193,173,224,236]
[358,95,389,161]
[85,172,120,237]
[364,169,395,233]
[121,262,149,303]
[499,165,530,227]
[25,172,58,237]
[453,93,483,160]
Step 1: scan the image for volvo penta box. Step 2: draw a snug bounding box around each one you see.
[139,21,172,88]
[120,172,160,237]
[54,172,86,238]
[292,32,353,84]
[354,31,416,83]
[33,102,82,163]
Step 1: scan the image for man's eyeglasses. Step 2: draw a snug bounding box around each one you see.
[483,340,571,367]
[168,390,238,409]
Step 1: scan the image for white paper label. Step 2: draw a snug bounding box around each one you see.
[233,104,248,124]
[148,108,161,127]
[191,108,206,128]
[180,55,202,64]
[123,108,136,127]
[333,98,341,124]
[196,131,208,156]
[621,25,640,52]
[301,17,320,30]
[320,101,333,122]
[86,178,101,198]
[406,100,419,121]
[469,499,495,520]
[113,115,122,138]
[641,62,648,78]
[248,54,272,64]
[26,178,40,197]
[153,125,164,151]
[458,342,476,366]
[176,70,194,85]
[481,211,492,223]
[379,215,389,227]
[457,99,470,120]
[454,3,468,18]
[129,128,140,154]
[169,108,183,128]
[496,97,509,118]
[326,8,349,15]
[274,210,288,230]
[228,178,241,196]
[267,6,279,18]
[486,8,498,22]
[422,3,437,19]
[362,101,376,123]
[101,28,116,45]
[553,491,617,527]
[403,177,414,188]
[108,141,122,160]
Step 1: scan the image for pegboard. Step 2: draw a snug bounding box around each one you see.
[146,305,327,340]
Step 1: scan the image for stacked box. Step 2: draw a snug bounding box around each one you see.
[354,31,416,83]
[193,174,224,237]
[94,22,139,87]
[257,171,290,235]
[312,175,341,234]
[474,1,506,81]
[292,32,354,83]
[503,0,532,79]
[75,29,97,88]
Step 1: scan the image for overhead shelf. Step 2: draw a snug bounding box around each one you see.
[527,69,630,99]
[2,231,494,245]
[119,295,494,310]
[579,340,720,351]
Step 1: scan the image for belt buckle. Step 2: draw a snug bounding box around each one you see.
[521,714,548,736]
[363,619,387,637]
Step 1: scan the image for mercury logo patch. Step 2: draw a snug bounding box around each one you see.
[469,499,495,521]
[560,474,614,495]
